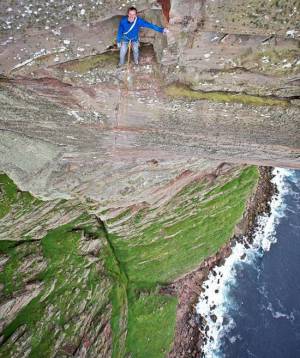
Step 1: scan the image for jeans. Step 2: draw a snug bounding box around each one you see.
[119,41,139,65]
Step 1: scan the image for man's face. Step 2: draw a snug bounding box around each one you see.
[128,10,137,22]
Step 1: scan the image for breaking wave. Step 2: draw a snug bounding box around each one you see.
[195,168,292,358]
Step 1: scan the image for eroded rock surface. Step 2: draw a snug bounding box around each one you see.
[0,175,114,357]
[0,164,260,358]
[0,1,299,208]
[0,1,299,357]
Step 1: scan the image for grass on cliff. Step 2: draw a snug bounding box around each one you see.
[106,165,259,358]
[56,51,119,74]
[166,84,289,107]
[110,166,259,286]
[0,216,112,358]
[101,223,128,358]
[0,174,41,219]
[0,241,43,296]
[0,166,260,358]
[126,288,177,358]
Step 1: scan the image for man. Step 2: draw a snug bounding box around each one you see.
[117,6,168,66]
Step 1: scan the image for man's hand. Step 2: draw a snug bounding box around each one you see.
[163,28,169,34]
[117,42,121,49]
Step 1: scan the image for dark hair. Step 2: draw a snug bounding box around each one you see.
[127,6,137,14]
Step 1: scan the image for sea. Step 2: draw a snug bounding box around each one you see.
[196,168,300,358]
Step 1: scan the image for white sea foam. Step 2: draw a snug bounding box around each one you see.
[266,302,295,322]
[196,168,292,358]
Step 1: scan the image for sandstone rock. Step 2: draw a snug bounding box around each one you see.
[0,1,298,212]
[0,282,43,334]
[79,238,102,256]
[0,255,9,271]
[0,2,299,358]
[210,314,217,323]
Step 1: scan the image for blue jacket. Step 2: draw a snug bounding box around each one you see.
[117,16,164,43]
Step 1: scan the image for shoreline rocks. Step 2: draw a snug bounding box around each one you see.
[167,166,276,358]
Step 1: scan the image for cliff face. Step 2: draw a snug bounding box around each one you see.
[0,174,115,357]
[165,0,299,99]
[0,0,299,357]
[0,165,260,357]
[0,0,299,208]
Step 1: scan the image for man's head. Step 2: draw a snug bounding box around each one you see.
[127,6,137,22]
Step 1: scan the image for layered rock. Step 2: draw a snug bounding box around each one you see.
[1,164,261,357]
[164,0,300,97]
[0,1,299,208]
[0,1,299,357]
[0,174,114,357]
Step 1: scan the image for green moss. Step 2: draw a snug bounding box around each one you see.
[0,166,261,357]
[58,51,119,74]
[134,210,145,224]
[106,208,132,225]
[0,174,18,218]
[0,217,111,357]
[102,166,259,356]
[109,166,259,288]
[110,283,127,358]
[204,166,258,198]
[0,240,18,253]
[100,224,128,358]
[126,289,177,358]
[0,242,43,297]
[166,84,289,107]
[0,174,41,219]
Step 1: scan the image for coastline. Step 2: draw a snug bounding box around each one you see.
[166,166,276,358]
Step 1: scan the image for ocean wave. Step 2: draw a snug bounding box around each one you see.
[266,302,295,322]
[196,168,293,358]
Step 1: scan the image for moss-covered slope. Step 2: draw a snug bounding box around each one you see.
[0,165,259,357]
[0,174,114,357]
[104,165,259,358]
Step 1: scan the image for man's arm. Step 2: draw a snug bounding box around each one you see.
[139,18,164,33]
[116,19,124,44]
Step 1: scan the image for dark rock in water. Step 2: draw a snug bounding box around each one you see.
[210,314,218,323]
[240,253,247,260]
[218,258,226,266]
[201,317,208,330]
[222,315,230,326]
